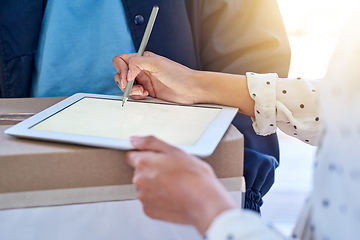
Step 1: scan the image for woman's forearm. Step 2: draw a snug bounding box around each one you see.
[191,70,255,117]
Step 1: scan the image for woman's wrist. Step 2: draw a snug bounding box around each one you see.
[190,70,232,105]
[190,70,255,116]
[184,176,238,235]
[188,69,210,104]
[191,197,237,235]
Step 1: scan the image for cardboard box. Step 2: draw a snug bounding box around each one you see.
[0,97,245,210]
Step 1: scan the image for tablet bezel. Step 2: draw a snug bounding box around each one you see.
[5,93,238,157]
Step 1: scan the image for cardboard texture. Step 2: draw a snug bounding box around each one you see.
[0,97,244,210]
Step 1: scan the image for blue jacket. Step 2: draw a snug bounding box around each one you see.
[0,0,198,98]
[0,0,291,212]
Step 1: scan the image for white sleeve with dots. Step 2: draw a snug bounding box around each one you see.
[246,72,321,146]
[206,209,286,240]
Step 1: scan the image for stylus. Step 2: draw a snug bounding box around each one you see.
[122,5,159,107]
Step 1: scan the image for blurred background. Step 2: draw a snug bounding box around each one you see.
[261,0,358,236]
[278,0,357,78]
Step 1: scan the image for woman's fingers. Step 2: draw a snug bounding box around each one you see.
[113,51,196,104]
[113,53,140,91]
[114,73,123,91]
[129,84,147,96]
[112,53,137,72]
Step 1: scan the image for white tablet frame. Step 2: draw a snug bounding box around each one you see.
[5,93,238,157]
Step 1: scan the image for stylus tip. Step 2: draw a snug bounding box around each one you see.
[122,97,127,107]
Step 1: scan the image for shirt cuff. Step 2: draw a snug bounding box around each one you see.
[246,72,279,136]
[205,209,247,239]
[205,209,285,240]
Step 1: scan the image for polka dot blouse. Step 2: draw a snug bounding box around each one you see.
[246,72,321,146]
[205,6,360,240]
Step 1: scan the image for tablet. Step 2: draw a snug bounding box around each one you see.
[5,93,238,157]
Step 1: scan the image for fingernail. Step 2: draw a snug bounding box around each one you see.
[127,69,132,81]
[120,77,125,89]
[131,89,143,96]
[130,136,141,145]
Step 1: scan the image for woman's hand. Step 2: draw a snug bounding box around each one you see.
[113,52,199,105]
[125,136,238,235]
[113,51,254,116]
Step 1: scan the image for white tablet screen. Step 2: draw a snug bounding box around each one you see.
[30,97,221,146]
